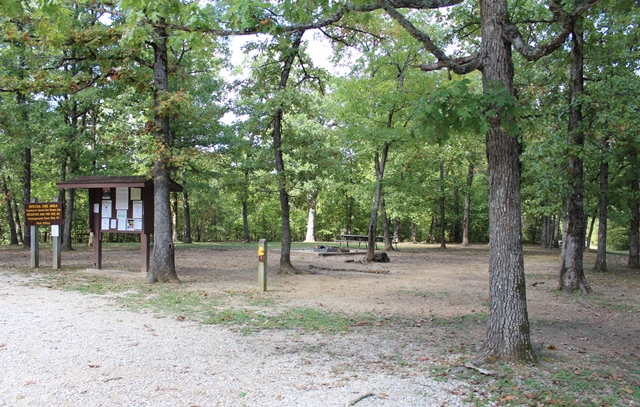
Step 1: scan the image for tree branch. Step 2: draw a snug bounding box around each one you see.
[379,1,481,74]
[504,0,601,61]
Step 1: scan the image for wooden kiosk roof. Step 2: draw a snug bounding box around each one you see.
[57,175,183,192]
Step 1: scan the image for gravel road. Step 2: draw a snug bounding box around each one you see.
[0,272,469,407]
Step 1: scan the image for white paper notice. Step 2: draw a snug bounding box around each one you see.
[117,210,128,220]
[116,187,129,210]
[94,204,100,214]
[101,200,112,218]
[51,225,59,237]
[110,219,117,229]
[134,218,143,231]
[117,219,126,231]
[132,201,143,218]
[130,188,142,200]
[101,218,110,230]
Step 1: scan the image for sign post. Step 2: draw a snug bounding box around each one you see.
[258,239,267,292]
[30,199,39,268]
[51,198,61,270]
[25,199,63,269]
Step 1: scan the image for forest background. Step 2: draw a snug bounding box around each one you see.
[0,0,638,362]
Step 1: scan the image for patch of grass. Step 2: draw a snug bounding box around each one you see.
[458,363,637,407]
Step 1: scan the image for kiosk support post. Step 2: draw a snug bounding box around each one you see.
[30,198,39,268]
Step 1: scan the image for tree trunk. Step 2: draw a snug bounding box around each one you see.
[594,149,608,272]
[181,174,192,244]
[629,145,640,269]
[429,215,437,243]
[366,144,389,261]
[411,222,417,243]
[586,214,595,251]
[2,177,19,244]
[558,29,591,294]
[12,195,23,245]
[439,161,447,249]
[147,21,178,283]
[480,0,534,361]
[274,31,304,275]
[453,187,461,242]
[393,218,400,247]
[540,214,549,248]
[22,146,31,249]
[381,198,393,251]
[552,214,561,249]
[462,163,473,246]
[304,190,319,243]
[171,192,178,243]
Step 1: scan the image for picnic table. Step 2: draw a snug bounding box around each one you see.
[336,234,397,250]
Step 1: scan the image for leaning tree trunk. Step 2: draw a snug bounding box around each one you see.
[594,148,609,272]
[274,31,304,275]
[12,195,23,245]
[147,20,179,283]
[1,177,19,244]
[558,29,591,294]
[629,146,640,269]
[462,163,473,246]
[480,0,535,361]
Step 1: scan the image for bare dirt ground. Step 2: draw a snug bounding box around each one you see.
[1,242,639,404]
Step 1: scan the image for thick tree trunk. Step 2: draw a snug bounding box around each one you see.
[2,177,19,245]
[480,0,534,361]
[274,31,304,275]
[304,190,319,243]
[629,146,640,269]
[62,188,75,251]
[147,21,178,283]
[558,29,591,294]
[540,214,549,248]
[439,162,446,249]
[462,163,473,246]
[594,151,608,272]
[366,144,389,261]
[181,177,192,244]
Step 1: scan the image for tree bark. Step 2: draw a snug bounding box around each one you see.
[366,144,389,261]
[439,161,447,249]
[381,198,394,251]
[594,149,608,272]
[12,195,23,245]
[429,214,437,243]
[1,177,19,245]
[480,0,534,361]
[304,190,319,243]
[558,29,591,294]
[274,31,304,275]
[462,163,473,246]
[147,20,179,283]
[629,145,640,268]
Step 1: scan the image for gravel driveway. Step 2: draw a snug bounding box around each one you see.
[0,272,468,407]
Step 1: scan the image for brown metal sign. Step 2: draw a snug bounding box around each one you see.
[25,202,63,226]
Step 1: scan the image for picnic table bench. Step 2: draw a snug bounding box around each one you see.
[336,234,398,250]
